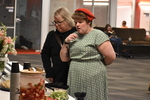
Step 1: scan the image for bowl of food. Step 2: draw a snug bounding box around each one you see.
[46,90,69,100]
[20,69,45,100]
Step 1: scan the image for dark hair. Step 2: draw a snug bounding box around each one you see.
[104,24,111,32]
[72,11,92,26]
[122,20,126,26]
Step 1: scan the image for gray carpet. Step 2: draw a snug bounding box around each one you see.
[8,54,150,100]
[107,57,150,100]
[8,54,43,68]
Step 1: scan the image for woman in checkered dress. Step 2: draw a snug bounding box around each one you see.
[60,8,116,100]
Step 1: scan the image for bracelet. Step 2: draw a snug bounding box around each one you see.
[64,41,69,44]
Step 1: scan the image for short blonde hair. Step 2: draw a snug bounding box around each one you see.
[54,7,74,27]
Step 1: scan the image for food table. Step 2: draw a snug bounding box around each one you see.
[0,90,75,100]
[0,62,75,100]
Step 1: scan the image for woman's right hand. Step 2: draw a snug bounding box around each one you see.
[110,35,114,38]
[65,33,78,43]
[48,78,53,83]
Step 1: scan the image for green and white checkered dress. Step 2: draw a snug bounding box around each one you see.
[68,29,109,100]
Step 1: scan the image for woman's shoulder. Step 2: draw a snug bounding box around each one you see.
[48,30,55,34]
[92,29,109,38]
[93,29,105,34]
[46,30,55,38]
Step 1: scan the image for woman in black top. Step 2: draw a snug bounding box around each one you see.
[104,24,122,55]
[41,7,76,85]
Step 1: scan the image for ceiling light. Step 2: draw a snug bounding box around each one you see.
[139,2,150,6]
[83,0,109,1]
[84,2,108,5]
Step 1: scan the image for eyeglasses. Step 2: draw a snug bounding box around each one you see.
[52,20,65,25]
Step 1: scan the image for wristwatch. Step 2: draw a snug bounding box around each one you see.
[64,41,69,44]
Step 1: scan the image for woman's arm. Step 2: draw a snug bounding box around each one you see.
[60,33,78,62]
[41,31,53,78]
[97,40,116,65]
[60,43,71,62]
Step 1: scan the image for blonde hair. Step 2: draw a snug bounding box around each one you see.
[54,7,74,27]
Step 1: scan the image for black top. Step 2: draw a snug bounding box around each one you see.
[41,27,76,85]
[105,32,117,38]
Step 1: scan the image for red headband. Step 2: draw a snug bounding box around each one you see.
[75,8,95,21]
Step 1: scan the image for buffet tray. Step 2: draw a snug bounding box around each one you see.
[0,85,10,92]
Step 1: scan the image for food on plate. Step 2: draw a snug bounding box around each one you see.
[0,80,10,89]
[49,91,68,100]
[28,67,43,72]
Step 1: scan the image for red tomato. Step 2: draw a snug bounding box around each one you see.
[40,78,45,83]
[28,94,35,100]
[34,88,39,93]
[28,83,33,87]
[47,97,58,100]
[25,89,30,95]
[20,87,26,93]
[28,87,34,93]
[20,93,28,99]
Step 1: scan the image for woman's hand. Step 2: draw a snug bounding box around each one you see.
[110,35,114,38]
[65,33,78,43]
[47,78,53,83]
[60,33,78,62]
